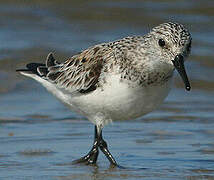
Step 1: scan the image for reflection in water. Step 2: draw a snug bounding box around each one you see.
[57,161,148,180]
[0,0,214,179]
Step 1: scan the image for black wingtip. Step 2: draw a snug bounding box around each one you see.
[17,52,55,76]
[26,63,45,74]
[16,63,45,76]
[16,69,29,72]
[16,68,34,75]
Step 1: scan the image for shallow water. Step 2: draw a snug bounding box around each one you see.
[0,0,214,179]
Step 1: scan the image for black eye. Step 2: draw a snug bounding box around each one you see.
[158,39,165,47]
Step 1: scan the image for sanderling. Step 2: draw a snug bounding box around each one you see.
[17,22,191,166]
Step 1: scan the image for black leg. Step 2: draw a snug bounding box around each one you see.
[98,129,118,166]
[72,125,118,166]
[72,126,99,165]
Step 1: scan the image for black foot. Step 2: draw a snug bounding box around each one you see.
[99,139,118,166]
[72,125,118,166]
[72,146,99,165]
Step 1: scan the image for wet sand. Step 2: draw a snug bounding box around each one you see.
[0,0,214,179]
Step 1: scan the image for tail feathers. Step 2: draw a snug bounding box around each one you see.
[16,52,57,77]
[46,52,59,67]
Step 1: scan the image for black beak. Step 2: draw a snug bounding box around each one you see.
[172,54,191,91]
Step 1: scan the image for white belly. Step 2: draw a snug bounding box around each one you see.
[68,75,172,127]
[22,71,172,128]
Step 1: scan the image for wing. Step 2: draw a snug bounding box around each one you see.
[41,45,113,93]
[17,36,144,93]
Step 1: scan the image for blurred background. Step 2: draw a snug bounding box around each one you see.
[0,0,214,179]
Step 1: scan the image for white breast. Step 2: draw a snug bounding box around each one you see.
[67,74,172,127]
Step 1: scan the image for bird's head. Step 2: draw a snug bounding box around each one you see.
[148,22,192,91]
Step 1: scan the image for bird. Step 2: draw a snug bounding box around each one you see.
[17,22,192,167]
